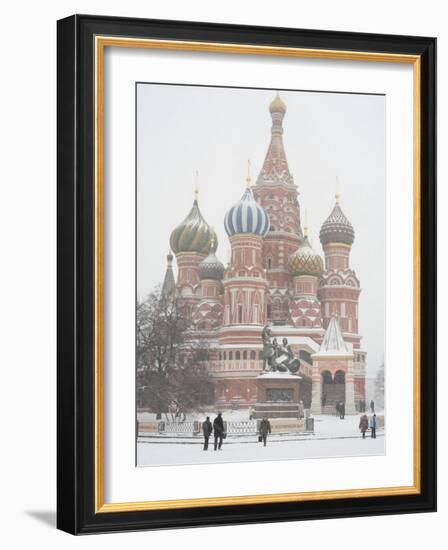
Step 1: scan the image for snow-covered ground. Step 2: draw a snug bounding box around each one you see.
[137,413,385,467]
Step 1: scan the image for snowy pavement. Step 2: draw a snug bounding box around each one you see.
[137,413,385,467]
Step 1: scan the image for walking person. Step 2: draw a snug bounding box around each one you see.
[202,416,212,451]
[259,417,271,447]
[339,401,345,419]
[370,399,375,413]
[359,414,369,439]
[213,412,225,451]
[370,413,377,439]
[335,402,340,417]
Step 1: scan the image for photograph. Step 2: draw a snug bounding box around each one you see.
[136,84,386,467]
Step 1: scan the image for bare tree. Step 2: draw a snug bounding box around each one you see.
[374,360,385,410]
[136,288,214,420]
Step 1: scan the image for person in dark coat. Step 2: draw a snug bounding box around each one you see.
[339,401,345,419]
[370,399,375,413]
[335,402,340,417]
[370,413,377,439]
[202,416,212,451]
[213,413,225,451]
[359,414,369,439]
[259,417,272,447]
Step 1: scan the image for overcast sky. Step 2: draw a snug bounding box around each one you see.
[137,84,385,375]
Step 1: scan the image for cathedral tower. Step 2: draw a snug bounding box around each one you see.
[220,174,270,345]
[318,193,360,338]
[253,94,303,322]
[169,185,216,315]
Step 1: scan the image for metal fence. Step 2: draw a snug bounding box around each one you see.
[140,417,314,436]
[162,421,196,434]
[225,420,257,435]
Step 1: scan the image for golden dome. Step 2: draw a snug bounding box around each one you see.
[288,235,324,277]
[269,93,286,114]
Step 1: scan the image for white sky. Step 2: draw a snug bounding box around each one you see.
[137,84,385,375]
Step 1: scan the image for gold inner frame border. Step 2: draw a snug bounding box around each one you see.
[94,35,421,514]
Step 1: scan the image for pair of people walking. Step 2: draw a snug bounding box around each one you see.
[202,413,226,451]
[359,413,377,439]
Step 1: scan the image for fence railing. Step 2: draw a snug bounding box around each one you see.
[139,417,314,435]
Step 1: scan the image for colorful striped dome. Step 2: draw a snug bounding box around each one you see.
[170,199,216,255]
[224,187,270,238]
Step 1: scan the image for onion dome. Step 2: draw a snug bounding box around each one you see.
[269,92,286,114]
[224,181,270,238]
[198,243,225,280]
[319,196,355,246]
[288,231,324,276]
[169,192,217,255]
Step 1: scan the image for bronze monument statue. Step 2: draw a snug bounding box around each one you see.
[261,324,300,374]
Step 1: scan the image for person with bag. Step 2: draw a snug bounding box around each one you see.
[213,412,225,451]
[259,417,272,447]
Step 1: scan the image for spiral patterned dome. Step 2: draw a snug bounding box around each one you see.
[170,199,217,255]
[198,247,225,280]
[269,93,286,114]
[288,235,324,276]
[319,200,355,246]
[224,187,270,238]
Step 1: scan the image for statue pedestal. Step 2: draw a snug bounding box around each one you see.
[253,372,303,419]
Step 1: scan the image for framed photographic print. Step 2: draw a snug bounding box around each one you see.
[57,14,436,534]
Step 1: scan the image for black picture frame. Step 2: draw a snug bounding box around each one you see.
[57,14,436,535]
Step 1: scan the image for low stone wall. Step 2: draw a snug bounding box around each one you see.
[138,421,162,433]
[263,418,306,434]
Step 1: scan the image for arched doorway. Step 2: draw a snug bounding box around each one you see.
[321,370,346,413]
[321,370,332,410]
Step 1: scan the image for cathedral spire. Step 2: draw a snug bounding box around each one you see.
[256,92,293,186]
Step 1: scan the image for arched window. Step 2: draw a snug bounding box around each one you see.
[267,258,272,269]
[334,371,345,384]
[238,305,243,323]
[243,351,247,360]
[236,351,241,360]
[250,350,256,360]
[229,352,233,360]
[322,371,333,384]
[223,351,227,360]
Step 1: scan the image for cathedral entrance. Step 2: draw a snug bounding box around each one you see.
[321,370,346,414]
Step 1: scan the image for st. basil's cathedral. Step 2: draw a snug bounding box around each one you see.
[162,93,367,415]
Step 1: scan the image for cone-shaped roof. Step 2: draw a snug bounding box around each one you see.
[317,315,352,356]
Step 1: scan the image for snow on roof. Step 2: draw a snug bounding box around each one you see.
[269,329,320,353]
[257,372,302,379]
[315,315,353,357]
